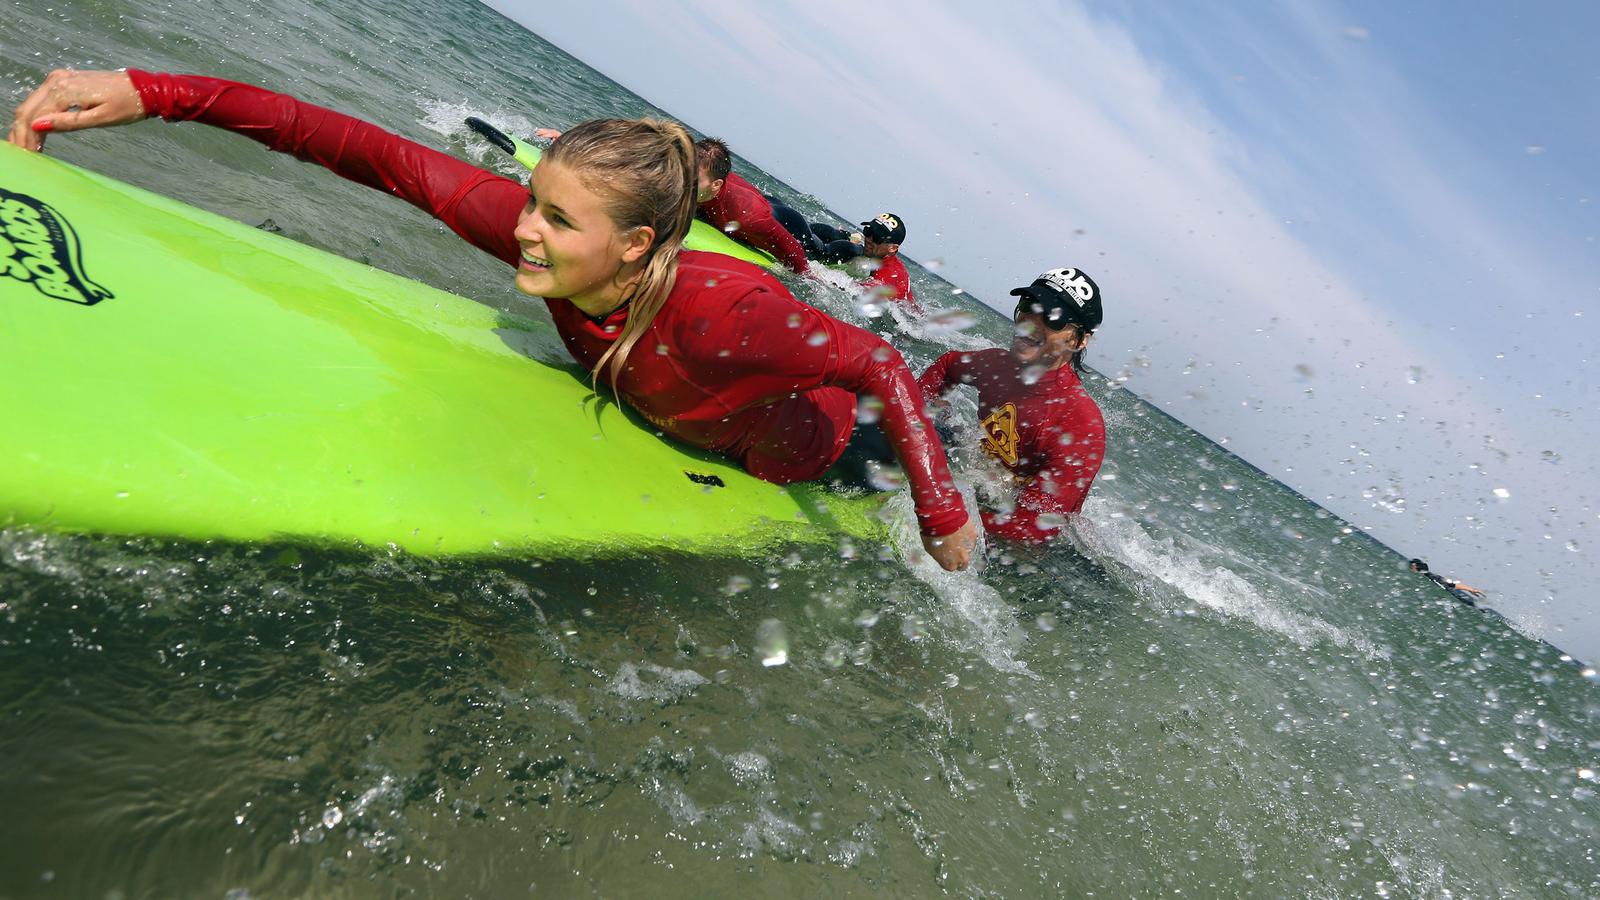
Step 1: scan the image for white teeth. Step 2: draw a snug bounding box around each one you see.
[521,250,551,267]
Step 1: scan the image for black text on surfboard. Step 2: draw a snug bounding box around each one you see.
[0,189,114,306]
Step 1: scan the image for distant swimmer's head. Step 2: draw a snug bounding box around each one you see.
[1009,267,1103,372]
[860,213,906,257]
[1408,559,1429,572]
[694,137,731,203]
[521,118,699,390]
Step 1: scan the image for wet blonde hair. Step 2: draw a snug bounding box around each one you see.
[544,118,698,392]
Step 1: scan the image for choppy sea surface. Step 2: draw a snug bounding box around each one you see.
[3,0,1597,896]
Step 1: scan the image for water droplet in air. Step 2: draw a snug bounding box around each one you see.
[1524,145,1546,155]
[723,220,741,233]
[322,806,344,828]
[1406,366,1423,384]
[821,641,847,668]
[1566,541,1580,553]
[724,575,752,595]
[871,346,894,362]
[1021,364,1048,385]
[923,257,944,271]
[1034,512,1068,531]
[856,396,884,424]
[855,296,886,318]
[925,309,978,334]
[865,462,906,491]
[755,619,789,667]
[1342,25,1370,40]
[806,330,829,347]
[1492,487,1511,499]
[900,615,928,641]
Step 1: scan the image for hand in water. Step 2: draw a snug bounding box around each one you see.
[9,69,146,152]
[923,518,978,571]
[532,127,563,142]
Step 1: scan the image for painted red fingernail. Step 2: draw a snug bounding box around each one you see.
[31,120,54,133]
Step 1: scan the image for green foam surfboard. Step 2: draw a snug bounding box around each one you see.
[0,145,881,556]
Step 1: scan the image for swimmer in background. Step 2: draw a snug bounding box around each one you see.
[1409,559,1486,606]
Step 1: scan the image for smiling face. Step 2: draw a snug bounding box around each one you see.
[512,160,654,316]
[1011,312,1086,369]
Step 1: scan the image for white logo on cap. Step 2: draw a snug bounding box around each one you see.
[874,214,900,230]
[1039,267,1094,308]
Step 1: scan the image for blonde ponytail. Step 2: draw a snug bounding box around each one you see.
[544,118,699,393]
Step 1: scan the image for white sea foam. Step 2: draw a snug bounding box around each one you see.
[415,98,538,180]
[883,490,1033,676]
[1074,495,1387,659]
[609,661,710,704]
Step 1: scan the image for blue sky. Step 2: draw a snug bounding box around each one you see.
[484,0,1599,654]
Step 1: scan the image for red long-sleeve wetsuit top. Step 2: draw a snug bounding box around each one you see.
[129,70,968,537]
[865,252,917,310]
[918,348,1104,542]
[697,172,811,275]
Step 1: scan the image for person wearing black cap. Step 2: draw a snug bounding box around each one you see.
[917,268,1106,542]
[851,212,916,308]
[768,206,920,308]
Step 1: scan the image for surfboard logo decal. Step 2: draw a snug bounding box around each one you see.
[685,471,726,488]
[0,189,114,306]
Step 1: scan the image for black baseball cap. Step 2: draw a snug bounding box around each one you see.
[1009,267,1103,332]
[860,213,907,244]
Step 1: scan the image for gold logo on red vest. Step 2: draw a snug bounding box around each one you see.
[980,403,1019,466]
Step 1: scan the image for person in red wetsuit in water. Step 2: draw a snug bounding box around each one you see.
[770,206,919,310]
[13,68,977,569]
[690,138,812,276]
[918,268,1106,543]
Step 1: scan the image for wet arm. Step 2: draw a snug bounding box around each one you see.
[917,351,966,406]
[128,70,525,265]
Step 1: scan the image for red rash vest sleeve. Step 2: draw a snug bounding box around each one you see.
[682,288,968,536]
[917,350,966,403]
[127,69,526,266]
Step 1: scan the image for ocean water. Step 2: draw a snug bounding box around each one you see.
[3,0,1598,896]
